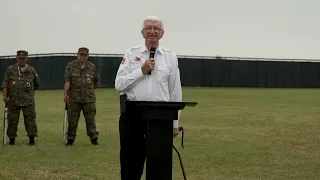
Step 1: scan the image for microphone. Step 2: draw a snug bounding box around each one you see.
[148,47,156,75]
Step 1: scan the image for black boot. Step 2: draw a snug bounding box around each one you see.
[9,138,15,145]
[91,138,99,145]
[66,139,74,146]
[29,136,35,146]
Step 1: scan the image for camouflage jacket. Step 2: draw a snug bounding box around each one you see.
[64,60,100,103]
[2,64,40,106]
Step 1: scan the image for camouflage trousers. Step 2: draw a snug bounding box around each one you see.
[7,104,38,138]
[67,102,99,140]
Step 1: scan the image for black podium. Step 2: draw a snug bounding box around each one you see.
[125,101,197,180]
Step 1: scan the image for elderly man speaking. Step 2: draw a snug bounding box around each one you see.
[114,16,183,180]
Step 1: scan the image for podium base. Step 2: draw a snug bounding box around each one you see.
[146,119,173,180]
[122,100,197,180]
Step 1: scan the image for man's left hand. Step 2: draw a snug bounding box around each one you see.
[173,128,179,137]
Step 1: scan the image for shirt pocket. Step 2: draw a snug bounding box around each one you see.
[130,62,143,71]
[85,73,94,86]
[157,65,171,85]
[70,72,81,88]
[71,73,80,80]
[9,74,20,87]
[24,76,34,90]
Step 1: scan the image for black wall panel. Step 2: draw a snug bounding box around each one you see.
[0,55,319,89]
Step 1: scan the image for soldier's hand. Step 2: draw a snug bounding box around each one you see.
[3,96,9,103]
[141,58,155,75]
[64,95,69,103]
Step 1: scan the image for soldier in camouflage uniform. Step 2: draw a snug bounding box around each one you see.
[2,50,40,146]
[63,47,100,146]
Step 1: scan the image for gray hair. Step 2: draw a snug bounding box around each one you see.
[142,16,164,30]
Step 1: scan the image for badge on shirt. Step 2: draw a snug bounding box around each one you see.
[26,82,30,87]
[121,57,126,64]
[134,56,142,63]
[87,77,91,83]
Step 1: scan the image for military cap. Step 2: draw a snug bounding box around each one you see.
[17,50,28,57]
[78,47,89,54]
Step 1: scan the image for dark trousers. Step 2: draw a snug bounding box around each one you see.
[7,104,37,138]
[67,102,99,140]
[119,112,147,180]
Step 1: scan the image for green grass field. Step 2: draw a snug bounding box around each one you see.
[0,87,319,180]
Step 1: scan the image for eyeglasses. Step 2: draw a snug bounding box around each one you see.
[143,26,163,32]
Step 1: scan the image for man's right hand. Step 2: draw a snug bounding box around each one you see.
[64,95,69,103]
[3,96,9,104]
[141,58,155,75]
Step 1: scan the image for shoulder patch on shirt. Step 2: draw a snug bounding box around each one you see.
[121,57,126,64]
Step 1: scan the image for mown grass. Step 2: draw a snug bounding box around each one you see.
[0,87,319,180]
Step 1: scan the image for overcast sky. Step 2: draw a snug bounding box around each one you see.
[1,0,319,59]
